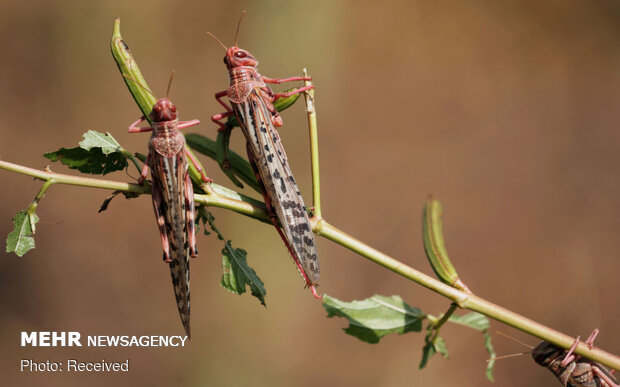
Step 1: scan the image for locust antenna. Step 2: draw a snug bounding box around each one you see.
[486,331,534,363]
[496,331,535,349]
[487,352,531,362]
[166,70,175,98]
[235,10,246,47]
[206,32,228,50]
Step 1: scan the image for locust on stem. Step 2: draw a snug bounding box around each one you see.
[208,12,320,298]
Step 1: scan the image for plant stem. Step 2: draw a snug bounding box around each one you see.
[314,219,620,370]
[302,69,322,219]
[1,158,619,369]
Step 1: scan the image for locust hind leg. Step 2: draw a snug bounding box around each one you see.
[246,142,321,299]
[183,163,198,258]
[150,177,172,263]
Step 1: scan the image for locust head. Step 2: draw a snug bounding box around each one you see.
[531,341,562,367]
[150,98,177,122]
[224,46,258,69]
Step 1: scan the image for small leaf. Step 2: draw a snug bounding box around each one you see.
[220,242,266,306]
[44,131,128,175]
[323,294,424,344]
[483,331,496,382]
[448,312,489,331]
[78,130,123,154]
[6,210,39,256]
[420,332,449,369]
[98,190,141,213]
[449,312,495,381]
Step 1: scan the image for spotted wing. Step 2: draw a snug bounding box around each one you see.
[149,151,191,336]
[233,91,320,285]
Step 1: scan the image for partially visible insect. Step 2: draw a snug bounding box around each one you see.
[494,330,618,386]
[208,12,321,298]
[127,73,211,337]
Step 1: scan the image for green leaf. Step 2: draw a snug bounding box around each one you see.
[448,312,490,331]
[78,130,123,154]
[448,312,495,381]
[194,206,266,305]
[185,133,261,194]
[483,331,496,382]
[220,242,266,306]
[420,332,449,369]
[215,128,245,189]
[44,147,127,175]
[44,131,128,175]
[323,294,424,344]
[6,210,39,256]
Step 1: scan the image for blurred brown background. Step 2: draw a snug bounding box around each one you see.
[1,0,619,386]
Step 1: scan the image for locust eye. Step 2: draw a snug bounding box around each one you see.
[234,51,247,58]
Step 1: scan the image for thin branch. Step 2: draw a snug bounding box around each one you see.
[302,68,322,219]
[1,158,618,371]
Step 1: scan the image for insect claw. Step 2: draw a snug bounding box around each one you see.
[561,336,581,367]
[310,285,322,300]
[584,329,599,348]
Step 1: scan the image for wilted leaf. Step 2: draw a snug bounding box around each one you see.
[323,294,424,344]
[6,210,39,256]
[98,190,141,212]
[420,332,449,369]
[220,242,266,306]
[484,331,496,382]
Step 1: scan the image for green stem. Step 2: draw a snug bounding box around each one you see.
[111,17,210,188]
[120,148,143,173]
[433,303,458,336]
[315,219,620,370]
[1,158,619,370]
[27,180,55,233]
[302,68,322,219]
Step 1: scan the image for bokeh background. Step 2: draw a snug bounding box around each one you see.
[1,1,619,386]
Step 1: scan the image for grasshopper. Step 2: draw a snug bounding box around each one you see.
[532,330,618,387]
[495,330,618,386]
[208,13,320,298]
[128,75,211,337]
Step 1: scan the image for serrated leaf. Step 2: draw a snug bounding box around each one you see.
[448,312,490,331]
[44,130,128,175]
[78,130,123,154]
[45,147,128,175]
[323,294,424,344]
[420,332,449,369]
[6,210,39,256]
[220,242,266,306]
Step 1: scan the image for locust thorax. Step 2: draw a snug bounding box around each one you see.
[150,98,178,122]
